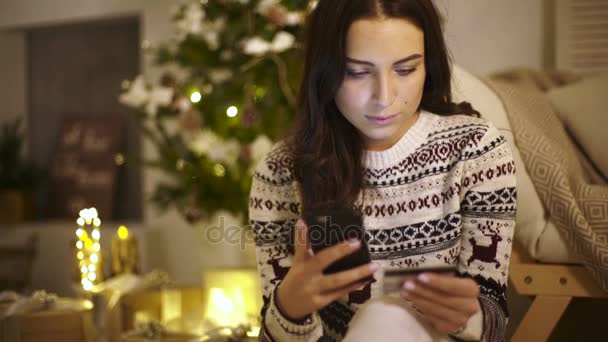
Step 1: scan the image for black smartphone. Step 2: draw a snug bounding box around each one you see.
[382,265,458,294]
[303,207,374,282]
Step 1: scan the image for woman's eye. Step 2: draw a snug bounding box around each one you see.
[345,68,415,78]
[396,68,415,76]
[346,70,369,78]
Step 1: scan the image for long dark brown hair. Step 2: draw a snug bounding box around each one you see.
[285,0,479,216]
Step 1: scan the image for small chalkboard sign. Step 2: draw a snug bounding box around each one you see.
[48,117,123,219]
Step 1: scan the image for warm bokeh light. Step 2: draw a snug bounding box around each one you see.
[214,163,226,177]
[118,225,129,240]
[247,326,260,338]
[190,91,202,103]
[79,208,98,224]
[226,105,238,117]
[114,153,125,166]
[203,269,262,329]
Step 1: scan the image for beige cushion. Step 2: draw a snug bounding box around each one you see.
[451,65,578,263]
[547,74,608,180]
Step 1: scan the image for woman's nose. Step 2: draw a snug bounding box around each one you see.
[373,74,397,108]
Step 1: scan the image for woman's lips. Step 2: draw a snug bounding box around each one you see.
[365,113,399,125]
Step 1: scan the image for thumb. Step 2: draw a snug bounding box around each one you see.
[294,218,310,261]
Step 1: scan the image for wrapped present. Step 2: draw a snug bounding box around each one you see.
[121,331,201,342]
[121,321,202,342]
[121,287,205,332]
[0,290,94,342]
[121,320,260,342]
[89,270,175,341]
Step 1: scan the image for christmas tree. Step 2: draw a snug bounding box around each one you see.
[120,0,316,223]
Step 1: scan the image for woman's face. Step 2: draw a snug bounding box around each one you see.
[335,18,426,151]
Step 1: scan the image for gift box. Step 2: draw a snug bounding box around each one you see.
[0,296,93,342]
[120,287,206,332]
[121,329,201,342]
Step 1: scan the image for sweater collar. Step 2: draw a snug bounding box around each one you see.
[363,110,435,169]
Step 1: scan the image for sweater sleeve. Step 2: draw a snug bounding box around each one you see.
[455,120,517,342]
[249,145,324,342]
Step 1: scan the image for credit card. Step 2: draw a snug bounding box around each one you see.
[382,265,457,294]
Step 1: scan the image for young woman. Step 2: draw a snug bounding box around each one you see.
[248,0,516,341]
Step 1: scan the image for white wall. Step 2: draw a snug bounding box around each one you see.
[0,0,153,30]
[434,0,545,75]
[0,31,26,122]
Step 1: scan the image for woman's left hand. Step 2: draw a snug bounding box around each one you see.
[400,272,481,335]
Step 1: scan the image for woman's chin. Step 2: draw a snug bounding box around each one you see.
[363,134,399,151]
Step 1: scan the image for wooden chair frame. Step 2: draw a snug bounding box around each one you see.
[508,242,608,341]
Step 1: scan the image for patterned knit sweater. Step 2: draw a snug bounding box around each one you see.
[249,110,516,341]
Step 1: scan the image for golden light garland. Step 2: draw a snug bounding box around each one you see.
[74,207,104,291]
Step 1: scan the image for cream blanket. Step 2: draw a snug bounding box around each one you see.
[485,69,608,291]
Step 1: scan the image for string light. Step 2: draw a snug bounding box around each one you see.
[190,91,202,103]
[114,153,125,166]
[214,163,226,177]
[255,86,266,98]
[74,207,104,291]
[226,106,238,117]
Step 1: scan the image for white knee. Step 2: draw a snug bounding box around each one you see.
[343,296,450,342]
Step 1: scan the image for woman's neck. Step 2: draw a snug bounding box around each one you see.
[365,110,421,151]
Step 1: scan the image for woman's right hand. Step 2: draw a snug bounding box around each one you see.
[276,218,381,321]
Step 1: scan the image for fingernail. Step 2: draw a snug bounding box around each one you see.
[369,262,381,272]
[418,274,430,283]
[403,281,415,290]
[348,239,361,248]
